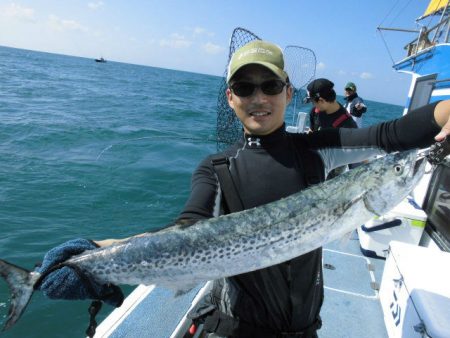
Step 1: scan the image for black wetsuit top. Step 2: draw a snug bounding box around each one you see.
[309,104,357,131]
[181,101,440,336]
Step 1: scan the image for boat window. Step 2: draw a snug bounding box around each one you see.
[408,74,437,112]
[423,162,450,252]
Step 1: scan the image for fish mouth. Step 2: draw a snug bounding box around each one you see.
[413,155,426,176]
[401,150,426,179]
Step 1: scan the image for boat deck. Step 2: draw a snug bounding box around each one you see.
[94,230,388,338]
[321,232,387,338]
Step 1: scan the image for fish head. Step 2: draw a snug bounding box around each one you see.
[363,150,426,216]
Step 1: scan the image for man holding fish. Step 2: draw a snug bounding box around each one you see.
[1,40,450,338]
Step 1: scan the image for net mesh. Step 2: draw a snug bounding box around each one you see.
[284,45,317,126]
[215,28,316,151]
[216,28,261,151]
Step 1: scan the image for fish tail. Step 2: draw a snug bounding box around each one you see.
[0,259,40,331]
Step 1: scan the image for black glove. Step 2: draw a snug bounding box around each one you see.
[37,238,123,307]
[351,105,366,117]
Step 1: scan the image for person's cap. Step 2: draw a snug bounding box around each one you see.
[345,82,356,91]
[227,40,288,83]
[305,78,334,102]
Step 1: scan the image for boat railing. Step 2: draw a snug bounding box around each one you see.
[403,15,450,57]
[378,3,450,61]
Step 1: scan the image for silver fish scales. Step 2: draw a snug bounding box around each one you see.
[0,150,426,331]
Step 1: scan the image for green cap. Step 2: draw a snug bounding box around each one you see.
[345,82,356,91]
[227,40,288,83]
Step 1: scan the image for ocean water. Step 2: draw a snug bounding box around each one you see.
[0,45,403,338]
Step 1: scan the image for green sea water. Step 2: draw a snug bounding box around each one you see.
[0,45,403,338]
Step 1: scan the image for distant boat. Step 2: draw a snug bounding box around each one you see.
[95,57,106,63]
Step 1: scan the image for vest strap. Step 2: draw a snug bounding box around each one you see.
[211,157,244,213]
[332,113,351,128]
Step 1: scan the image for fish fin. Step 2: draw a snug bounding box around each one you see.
[173,284,198,297]
[336,230,356,248]
[0,259,40,331]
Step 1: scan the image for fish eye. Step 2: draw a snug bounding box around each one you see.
[393,164,404,175]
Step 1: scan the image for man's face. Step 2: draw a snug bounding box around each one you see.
[344,89,353,97]
[312,97,326,111]
[226,64,292,136]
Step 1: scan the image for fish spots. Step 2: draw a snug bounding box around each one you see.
[57,151,423,289]
[232,250,241,256]
[288,211,296,219]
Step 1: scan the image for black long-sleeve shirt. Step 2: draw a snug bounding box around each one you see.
[309,103,357,131]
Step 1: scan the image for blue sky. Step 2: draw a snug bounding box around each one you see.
[0,0,435,105]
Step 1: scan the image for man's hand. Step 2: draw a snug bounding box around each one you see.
[37,238,123,307]
[434,100,450,141]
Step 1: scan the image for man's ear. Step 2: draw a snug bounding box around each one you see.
[286,84,293,105]
[226,88,235,109]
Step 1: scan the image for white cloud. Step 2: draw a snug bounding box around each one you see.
[193,27,206,35]
[202,42,223,54]
[316,62,326,70]
[360,72,373,79]
[338,70,346,75]
[48,14,88,33]
[160,33,192,48]
[192,26,214,37]
[1,3,35,22]
[88,1,104,10]
[171,33,185,40]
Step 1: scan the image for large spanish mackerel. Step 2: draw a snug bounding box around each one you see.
[0,150,426,331]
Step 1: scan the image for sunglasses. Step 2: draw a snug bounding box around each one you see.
[230,79,286,97]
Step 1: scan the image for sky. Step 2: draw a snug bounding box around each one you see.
[0,0,437,105]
